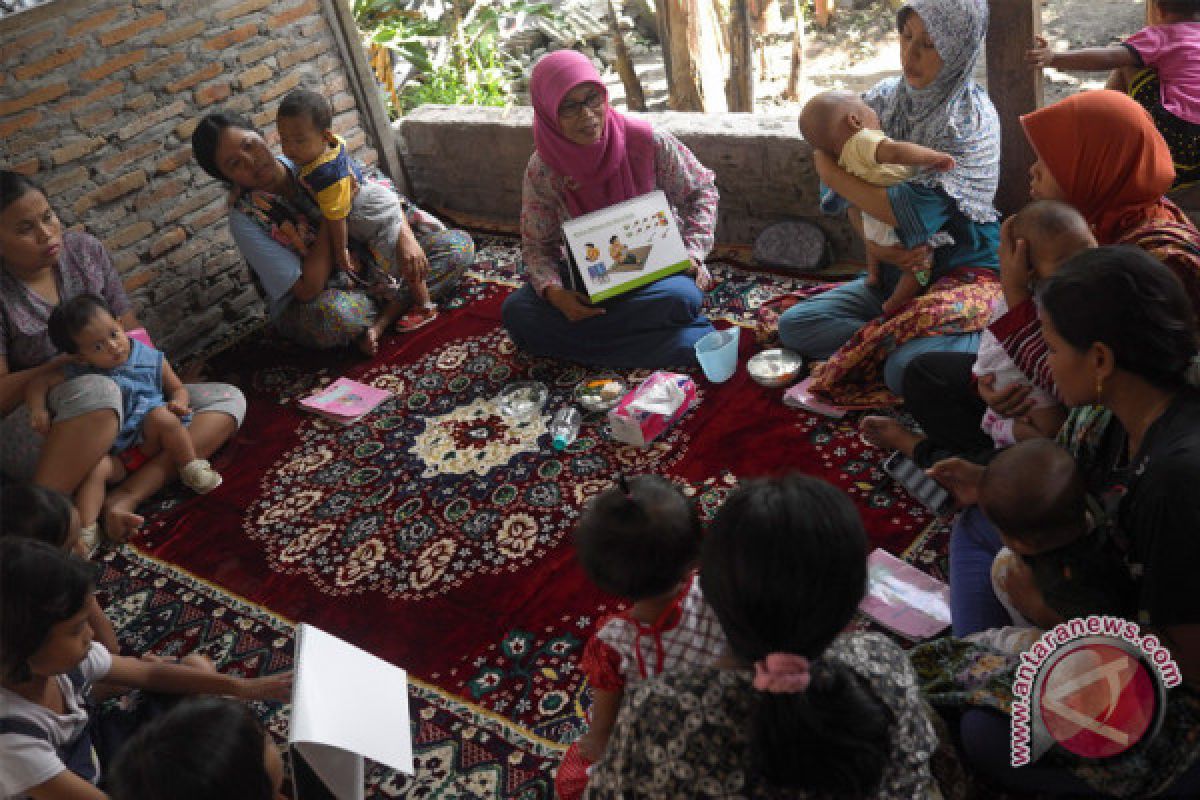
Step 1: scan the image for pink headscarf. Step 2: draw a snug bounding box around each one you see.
[530,50,656,217]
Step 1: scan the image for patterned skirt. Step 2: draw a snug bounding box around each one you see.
[1130,68,1200,191]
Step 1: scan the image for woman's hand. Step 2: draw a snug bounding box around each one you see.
[865,239,933,272]
[977,374,1035,419]
[927,457,985,508]
[691,260,714,292]
[999,217,1034,308]
[235,670,294,703]
[545,286,605,322]
[397,228,430,281]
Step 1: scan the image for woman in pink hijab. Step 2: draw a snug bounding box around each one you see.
[501,50,719,367]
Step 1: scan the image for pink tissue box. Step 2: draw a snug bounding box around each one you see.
[607,371,696,447]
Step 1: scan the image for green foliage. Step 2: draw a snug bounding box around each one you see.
[353,0,559,114]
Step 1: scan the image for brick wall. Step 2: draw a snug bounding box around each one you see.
[0,0,379,360]
[396,106,860,260]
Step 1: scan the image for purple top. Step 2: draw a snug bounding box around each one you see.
[0,231,133,371]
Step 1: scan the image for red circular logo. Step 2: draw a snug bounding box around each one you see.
[1038,642,1157,759]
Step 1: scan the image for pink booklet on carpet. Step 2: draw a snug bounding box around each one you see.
[782,376,849,418]
[300,378,392,425]
[859,548,952,640]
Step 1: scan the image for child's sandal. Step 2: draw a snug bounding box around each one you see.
[394,305,438,333]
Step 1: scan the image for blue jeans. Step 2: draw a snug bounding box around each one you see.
[501,274,714,368]
[949,506,1010,637]
[776,270,980,395]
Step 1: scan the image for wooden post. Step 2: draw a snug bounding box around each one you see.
[607,0,647,110]
[321,0,409,194]
[813,0,833,28]
[986,0,1041,216]
[661,0,728,111]
[728,0,754,111]
[783,0,803,100]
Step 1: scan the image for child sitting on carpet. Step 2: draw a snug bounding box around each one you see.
[0,484,119,655]
[798,90,957,315]
[107,697,286,800]
[1027,0,1200,190]
[276,89,438,333]
[971,440,1135,653]
[972,200,1096,447]
[555,474,726,800]
[27,294,222,547]
[0,538,292,800]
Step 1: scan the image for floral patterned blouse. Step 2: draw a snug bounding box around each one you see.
[583,632,938,799]
[520,129,719,297]
[0,231,132,371]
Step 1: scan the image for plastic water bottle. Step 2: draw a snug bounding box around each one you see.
[548,406,582,451]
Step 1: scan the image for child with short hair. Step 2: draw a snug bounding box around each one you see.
[972,200,1098,446]
[973,439,1135,652]
[107,696,286,800]
[799,90,957,315]
[27,294,222,545]
[555,474,726,800]
[0,484,119,655]
[0,538,291,799]
[276,88,438,333]
[1028,0,1200,190]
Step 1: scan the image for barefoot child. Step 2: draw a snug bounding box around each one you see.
[0,539,291,799]
[972,440,1135,652]
[276,89,438,333]
[1028,0,1200,190]
[27,294,222,544]
[555,475,726,800]
[799,90,957,314]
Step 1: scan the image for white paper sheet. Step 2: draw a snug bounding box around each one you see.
[290,624,413,800]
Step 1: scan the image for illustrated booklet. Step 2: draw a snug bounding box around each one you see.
[562,189,692,303]
[299,378,392,425]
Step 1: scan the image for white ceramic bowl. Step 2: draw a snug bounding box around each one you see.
[746,348,804,388]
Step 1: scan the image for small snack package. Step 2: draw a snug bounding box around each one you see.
[607,371,697,447]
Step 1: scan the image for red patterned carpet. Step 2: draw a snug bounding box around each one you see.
[108,240,951,797]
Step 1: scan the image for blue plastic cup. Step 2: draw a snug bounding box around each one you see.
[694,327,741,383]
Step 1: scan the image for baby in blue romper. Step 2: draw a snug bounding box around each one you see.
[27,293,222,546]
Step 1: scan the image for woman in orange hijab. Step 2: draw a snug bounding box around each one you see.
[1021,89,1200,307]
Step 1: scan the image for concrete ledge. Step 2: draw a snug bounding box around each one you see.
[394,106,859,260]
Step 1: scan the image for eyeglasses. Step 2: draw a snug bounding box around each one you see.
[558,91,605,120]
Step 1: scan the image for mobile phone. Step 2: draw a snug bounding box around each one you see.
[882,452,954,516]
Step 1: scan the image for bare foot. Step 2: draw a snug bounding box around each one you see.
[356,325,382,357]
[860,416,925,458]
[101,495,145,543]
